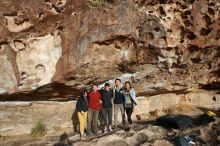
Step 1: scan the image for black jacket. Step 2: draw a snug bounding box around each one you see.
[76,96,88,112]
[100,88,113,108]
[113,88,124,104]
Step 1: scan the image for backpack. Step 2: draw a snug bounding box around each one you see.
[156,114,193,129]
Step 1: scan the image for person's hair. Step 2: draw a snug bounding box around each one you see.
[124,81,132,89]
[92,83,98,88]
[104,83,110,87]
[81,89,87,97]
[115,78,121,83]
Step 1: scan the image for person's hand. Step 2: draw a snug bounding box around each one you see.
[81,111,84,115]
[100,100,102,104]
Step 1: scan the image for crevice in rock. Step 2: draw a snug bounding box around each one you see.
[145,32,154,40]
[3,12,17,17]
[208,7,215,15]
[0,41,9,46]
[190,57,201,64]
[153,26,161,32]
[183,0,195,4]
[93,35,131,46]
[188,45,199,52]
[187,31,197,40]
[118,61,138,73]
[200,27,212,36]
[183,20,193,28]
[201,82,220,90]
[202,14,212,26]
[0,83,81,101]
[158,6,166,16]
[138,89,188,97]
[52,4,62,14]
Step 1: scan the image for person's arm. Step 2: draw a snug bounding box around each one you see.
[76,98,82,112]
[122,89,125,102]
[99,92,102,104]
[110,88,114,98]
[100,89,104,102]
[131,89,137,112]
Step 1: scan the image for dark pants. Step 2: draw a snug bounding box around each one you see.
[101,108,112,126]
[87,108,99,132]
[125,107,133,124]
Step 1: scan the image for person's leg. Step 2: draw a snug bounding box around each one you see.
[114,104,119,127]
[126,108,133,125]
[93,109,99,133]
[119,104,126,127]
[102,108,108,133]
[107,108,113,126]
[77,112,84,135]
[107,108,113,131]
[83,112,88,135]
[102,108,108,126]
[87,108,93,134]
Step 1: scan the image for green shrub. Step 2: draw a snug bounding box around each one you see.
[30,119,46,138]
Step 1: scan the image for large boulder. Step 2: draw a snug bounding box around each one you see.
[0,0,219,100]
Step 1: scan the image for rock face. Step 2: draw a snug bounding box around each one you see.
[0,0,219,99]
[0,101,75,136]
[0,89,219,136]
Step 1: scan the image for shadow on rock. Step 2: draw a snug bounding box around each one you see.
[71,108,79,132]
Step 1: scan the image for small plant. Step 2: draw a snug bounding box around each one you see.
[89,0,106,8]
[88,0,114,8]
[30,119,46,138]
[53,125,61,131]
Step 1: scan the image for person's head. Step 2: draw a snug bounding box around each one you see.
[81,89,87,97]
[104,83,110,91]
[92,83,98,92]
[115,78,121,87]
[124,81,132,90]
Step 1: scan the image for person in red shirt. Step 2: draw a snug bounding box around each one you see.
[87,84,102,135]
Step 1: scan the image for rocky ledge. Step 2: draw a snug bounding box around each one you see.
[0,0,219,99]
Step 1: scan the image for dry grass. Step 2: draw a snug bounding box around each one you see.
[30,119,46,138]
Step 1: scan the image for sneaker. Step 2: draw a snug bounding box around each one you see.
[103,126,108,134]
[87,131,93,136]
[93,130,98,135]
[80,135,86,140]
[108,126,113,132]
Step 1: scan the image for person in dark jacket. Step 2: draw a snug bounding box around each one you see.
[100,83,113,133]
[76,90,88,139]
[113,78,125,129]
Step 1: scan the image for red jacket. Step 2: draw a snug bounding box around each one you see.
[88,91,102,110]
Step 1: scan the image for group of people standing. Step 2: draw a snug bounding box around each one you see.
[76,78,137,140]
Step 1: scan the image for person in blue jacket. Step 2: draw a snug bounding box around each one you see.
[123,81,138,129]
